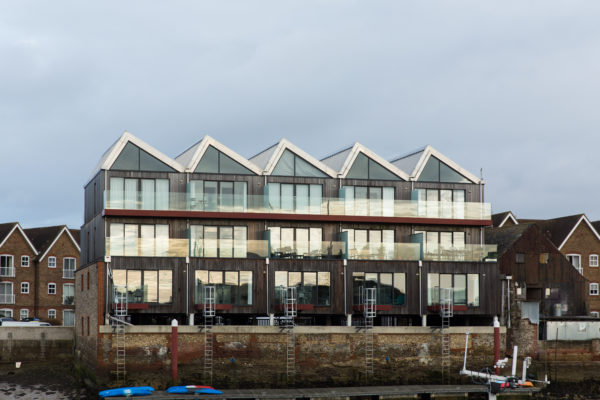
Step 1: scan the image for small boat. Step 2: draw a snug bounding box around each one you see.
[99,386,155,398]
[167,385,222,395]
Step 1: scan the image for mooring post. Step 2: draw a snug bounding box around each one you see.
[493,316,500,375]
[171,319,178,384]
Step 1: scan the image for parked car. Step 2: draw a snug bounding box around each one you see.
[1,321,51,327]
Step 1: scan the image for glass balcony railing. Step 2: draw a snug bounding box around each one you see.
[347,243,421,261]
[0,267,15,278]
[104,191,492,221]
[0,293,15,304]
[270,241,346,260]
[423,244,498,262]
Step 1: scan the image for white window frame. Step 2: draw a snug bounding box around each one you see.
[48,282,57,295]
[48,256,57,268]
[590,254,599,268]
[48,309,56,319]
[62,283,74,305]
[20,309,28,320]
[0,308,13,318]
[590,283,599,296]
[21,255,29,267]
[63,309,75,326]
[567,254,583,274]
[591,311,599,318]
[21,282,29,294]
[63,257,76,279]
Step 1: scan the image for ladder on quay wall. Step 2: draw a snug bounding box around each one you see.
[440,287,454,384]
[283,287,297,383]
[203,286,216,385]
[362,287,376,378]
[113,286,128,384]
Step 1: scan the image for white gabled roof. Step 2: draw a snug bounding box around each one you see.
[251,139,338,177]
[498,212,519,228]
[558,215,600,251]
[86,131,185,184]
[0,223,38,255]
[178,136,262,175]
[326,142,410,180]
[410,145,482,184]
[38,226,81,262]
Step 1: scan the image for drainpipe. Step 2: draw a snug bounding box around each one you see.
[506,275,512,329]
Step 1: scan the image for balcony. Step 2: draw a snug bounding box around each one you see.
[346,243,421,261]
[0,266,15,278]
[0,293,15,304]
[422,244,498,262]
[270,241,346,260]
[104,191,492,222]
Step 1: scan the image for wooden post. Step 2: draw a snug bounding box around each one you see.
[171,319,178,384]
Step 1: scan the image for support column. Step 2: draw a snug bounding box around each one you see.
[171,319,178,384]
[269,313,275,326]
[494,316,500,375]
[346,314,352,327]
[189,313,195,326]
[421,315,427,327]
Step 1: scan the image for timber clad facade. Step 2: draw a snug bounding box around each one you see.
[79,132,500,328]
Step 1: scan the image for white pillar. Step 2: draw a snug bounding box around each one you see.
[346,314,352,327]
[421,315,427,327]
[189,313,195,326]
[269,313,275,326]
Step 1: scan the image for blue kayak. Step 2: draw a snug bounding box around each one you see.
[167,385,222,395]
[99,386,155,398]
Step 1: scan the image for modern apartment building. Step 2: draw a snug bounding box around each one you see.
[79,132,499,328]
[0,222,80,325]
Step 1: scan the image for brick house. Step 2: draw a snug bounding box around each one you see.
[24,226,81,325]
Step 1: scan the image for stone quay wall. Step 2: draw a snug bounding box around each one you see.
[92,325,505,388]
[0,326,74,362]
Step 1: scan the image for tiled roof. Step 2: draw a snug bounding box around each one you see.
[0,222,18,245]
[522,214,585,249]
[24,226,65,257]
[485,223,533,256]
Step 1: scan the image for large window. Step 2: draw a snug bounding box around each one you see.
[271,149,328,178]
[414,189,465,219]
[63,283,75,305]
[352,272,406,306]
[194,270,253,305]
[63,258,76,279]
[268,227,322,258]
[63,310,75,327]
[113,269,173,304]
[109,177,169,210]
[189,180,247,212]
[0,282,14,304]
[427,273,479,307]
[109,223,169,256]
[343,229,394,260]
[415,231,465,259]
[342,186,395,216]
[266,183,322,214]
[274,271,330,306]
[0,255,14,277]
[567,254,583,275]
[190,225,247,258]
[0,309,12,318]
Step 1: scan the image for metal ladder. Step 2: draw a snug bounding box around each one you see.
[440,287,454,384]
[283,287,297,383]
[113,286,128,384]
[203,286,216,385]
[363,287,376,378]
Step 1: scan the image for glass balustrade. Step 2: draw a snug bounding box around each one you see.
[422,244,498,262]
[269,241,346,260]
[104,191,492,220]
[346,243,421,261]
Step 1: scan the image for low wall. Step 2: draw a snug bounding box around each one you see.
[0,327,74,362]
[94,325,505,388]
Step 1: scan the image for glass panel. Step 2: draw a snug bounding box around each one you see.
[233,227,247,258]
[112,142,139,170]
[219,227,233,258]
[204,181,218,211]
[393,273,406,305]
[155,224,169,257]
[379,273,393,305]
[124,179,138,209]
[281,228,294,253]
[224,271,237,304]
[369,187,382,216]
[352,272,364,305]
[427,273,439,305]
[415,188,426,217]
[274,271,287,304]
[343,186,355,215]
[426,189,438,217]
[141,179,155,210]
[296,228,309,257]
[369,230,382,259]
[195,270,208,303]
[296,185,309,214]
[144,270,158,302]
[309,228,322,257]
[355,230,368,258]
[382,187,394,216]
[140,149,175,172]
[317,272,330,306]
[267,183,280,210]
[281,184,294,211]
[383,230,394,260]
[301,272,316,304]
[295,155,327,177]
[189,180,204,211]
[269,227,280,255]
[289,272,302,295]
[109,177,124,208]
[440,274,452,305]
[140,225,155,256]
[453,232,465,248]
[124,224,138,256]
[239,271,252,305]
[346,152,369,179]
[209,271,223,304]
[220,182,234,212]
[309,184,322,214]
[355,187,368,216]
[190,225,204,257]
[453,190,465,219]
[468,274,480,306]
[156,179,169,210]
[454,274,466,305]
[440,190,452,218]
[127,270,143,303]
[233,182,247,211]
[440,232,453,257]
[196,145,219,173]
[272,149,295,176]
[418,157,440,182]
[158,270,172,304]
[204,226,218,257]
[369,158,400,180]
[220,151,254,174]
[365,273,378,290]
[110,223,124,256]
[425,232,438,256]
[440,161,470,183]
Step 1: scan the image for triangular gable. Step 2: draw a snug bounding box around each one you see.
[0,223,38,255]
[412,145,481,184]
[332,143,409,181]
[389,148,426,176]
[88,132,184,182]
[255,139,337,178]
[321,147,353,172]
[38,226,81,262]
[558,215,600,250]
[497,212,519,228]
[181,136,261,175]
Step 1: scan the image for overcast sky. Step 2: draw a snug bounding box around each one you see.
[2,1,600,229]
